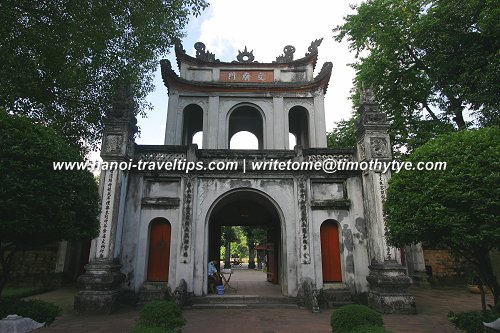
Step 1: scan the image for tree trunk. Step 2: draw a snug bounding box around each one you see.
[478,279,486,312]
[448,97,466,129]
[224,242,231,269]
[476,252,500,308]
[0,243,17,297]
[248,241,256,269]
[453,110,466,129]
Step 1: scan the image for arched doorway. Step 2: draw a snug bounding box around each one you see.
[147,218,172,282]
[207,189,284,294]
[320,220,342,282]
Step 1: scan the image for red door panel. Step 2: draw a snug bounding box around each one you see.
[147,221,171,282]
[266,227,279,284]
[320,221,342,282]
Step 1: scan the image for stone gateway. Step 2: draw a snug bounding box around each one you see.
[74,40,423,313]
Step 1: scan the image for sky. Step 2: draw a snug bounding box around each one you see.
[135,0,363,145]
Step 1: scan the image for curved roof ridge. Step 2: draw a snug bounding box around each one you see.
[160,59,332,95]
[174,39,323,70]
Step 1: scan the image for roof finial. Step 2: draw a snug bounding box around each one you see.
[274,45,295,63]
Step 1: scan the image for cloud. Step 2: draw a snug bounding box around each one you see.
[195,0,362,129]
[138,0,363,146]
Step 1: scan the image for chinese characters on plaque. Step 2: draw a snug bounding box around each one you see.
[220,70,274,83]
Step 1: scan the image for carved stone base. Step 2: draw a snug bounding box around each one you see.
[74,259,125,314]
[367,291,416,314]
[366,260,416,314]
[74,290,122,314]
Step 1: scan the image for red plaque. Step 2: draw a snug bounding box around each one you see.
[220,70,274,83]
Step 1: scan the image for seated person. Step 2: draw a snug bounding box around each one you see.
[207,259,221,293]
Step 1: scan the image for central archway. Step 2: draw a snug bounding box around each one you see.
[206,189,286,295]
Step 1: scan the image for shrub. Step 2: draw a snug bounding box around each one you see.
[350,325,393,333]
[135,300,185,332]
[448,310,500,333]
[132,327,175,333]
[0,298,61,325]
[331,304,384,333]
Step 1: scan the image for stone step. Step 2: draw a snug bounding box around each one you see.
[320,288,353,308]
[188,303,299,309]
[136,282,170,308]
[189,295,298,308]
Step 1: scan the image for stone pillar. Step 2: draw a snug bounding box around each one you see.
[74,83,137,313]
[356,88,393,263]
[272,95,285,149]
[366,260,416,314]
[356,86,416,313]
[405,244,430,287]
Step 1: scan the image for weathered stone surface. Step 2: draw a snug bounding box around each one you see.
[136,282,170,309]
[366,260,416,314]
[0,314,44,333]
[74,259,125,314]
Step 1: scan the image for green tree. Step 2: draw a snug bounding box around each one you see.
[221,226,237,269]
[327,116,358,148]
[0,112,99,295]
[334,0,499,153]
[384,127,500,308]
[0,0,208,150]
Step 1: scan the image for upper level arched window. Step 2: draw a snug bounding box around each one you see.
[228,105,263,149]
[182,104,203,146]
[289,106,309,148]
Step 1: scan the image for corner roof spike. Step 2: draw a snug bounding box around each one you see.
[173,38,185,54]
[305,38,324,56]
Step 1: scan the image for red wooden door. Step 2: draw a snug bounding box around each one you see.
[266,227,279,284]
[320,221,342,282]
[147,221,171,282]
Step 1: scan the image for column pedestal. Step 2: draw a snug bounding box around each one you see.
[366,260,416,314]
[74,259,125,314]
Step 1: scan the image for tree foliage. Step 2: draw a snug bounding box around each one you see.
[327,116,358,148]
[385,127,500,306]
[0,0,208,149]
[334,0,499,153]
[0,112,99,294]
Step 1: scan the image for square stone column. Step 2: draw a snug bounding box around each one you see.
[74,83,137,313]
[356,86,417,313]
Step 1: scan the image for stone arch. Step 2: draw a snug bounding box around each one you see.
[227,103,265,149]
[204,188,287,295]
[288,105,310,148]
[182,104,203,145]
[320,219,343,283]
[147,218,172,282]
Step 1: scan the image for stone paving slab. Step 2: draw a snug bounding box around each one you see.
[26,284,494,333]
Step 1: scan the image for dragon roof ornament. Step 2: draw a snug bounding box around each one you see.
[274,45,296,63]
[194,42,219,62]
[305,38,323,56]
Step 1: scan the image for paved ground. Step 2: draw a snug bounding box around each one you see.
[219,266,283,296]
[26,270,493,333]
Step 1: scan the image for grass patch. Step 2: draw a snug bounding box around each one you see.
[1,287,51,298]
